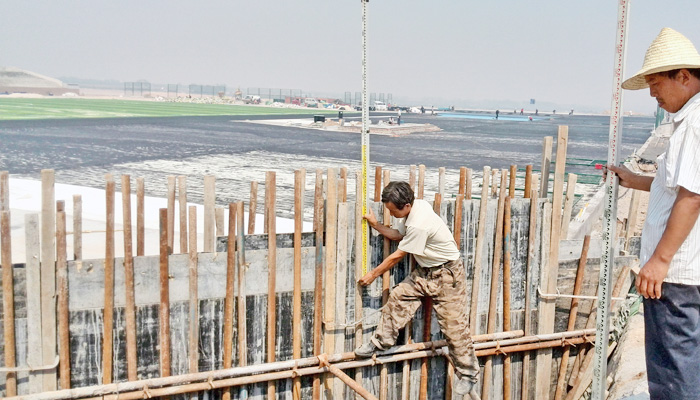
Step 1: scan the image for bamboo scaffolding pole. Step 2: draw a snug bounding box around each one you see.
[2,210,17,396]
[41,169,57,391]
[312,169,324,400]
[248,181,258,235]
[509,165,517,198]
[560,173,578,239]
[353,170,364,393]
[73,195,82,260]
[167,176,176,253]
[318,354,378,400]
[469,166,491,330]
[482,170,508,397]
[524,165,533,199]
[136,178,145,257]
[25,213,42,394]
[540,136,553,198]
[188,204,200,400]
[235,201,248,399]
[103,178,115,385]
[521,189,538,400]
[222,204,235,400]
[10,329,618,400]
[292,169,305,400]
[503,195,512,400]
[553,235,589,400]
[178,176,188,254]
[459,167,467,195]
[466,168,473,200]
[56,202,70,389]
[121,175,138,381]
[418,165,425,199]
[265,171,277,400]
[159,209,171,381]
[203,175,215,251]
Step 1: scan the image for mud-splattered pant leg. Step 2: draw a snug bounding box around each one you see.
[432,260,480,380]
[371,272,425,350]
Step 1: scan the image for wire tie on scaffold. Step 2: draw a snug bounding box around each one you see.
[142,385,152,399]
[494,341,507,356]
[207,376,215,389]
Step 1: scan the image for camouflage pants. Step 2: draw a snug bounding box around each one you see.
[371,258,480,380]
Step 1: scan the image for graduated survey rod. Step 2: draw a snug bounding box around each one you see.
[361,0,370,276]
[593,0,629,398]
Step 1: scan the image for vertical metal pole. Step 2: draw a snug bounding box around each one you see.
[592,1,630,398]
[361,0,370,276]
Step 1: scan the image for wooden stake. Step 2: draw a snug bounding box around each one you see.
[482,170,508,397]
[418,165,425,199]
[0,171,8,211]
[189,205,201,378]
[374,166,382,202]
[312,169,324,400]
[509,164,517,198]
[491,169,499,198]
[178,176,188,254]
[524,165,533,199]
[503,195,512,400]
[41,169,57,391]
[248,181,258,235]
[2,210,17,395]
[454,194,464,249]
[553,235,590,400]
[465,168,473,200]
[438,167,446,196]
[214,206,224,239]
[25,213,43,394]
[409,165,417,191]
[560,173,578,239]
[265,171,277,400]
[540,136,553,198]
[121,175,138,381]
[469,166,491,329]
[625,189,640,251]
[103,178,115,385]
[159,209,171,379]
[72,195,82,261]
[324,168,338,395]
[459,167,467,195]
[136,177,145,257]
[203,175,215,252]
[167,176,176,253]
[56,202,71,389]
[340,167,348,202]
[222,204,235,400]
[292,169,305,400]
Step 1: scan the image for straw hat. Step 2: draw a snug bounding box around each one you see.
[622,27,700,90]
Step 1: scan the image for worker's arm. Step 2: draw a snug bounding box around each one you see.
[358,249,408,287]
[606,164,654,192]
[364,207,404,241]
[636,186,700,299]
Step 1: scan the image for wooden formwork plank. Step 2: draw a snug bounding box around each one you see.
[248,181,258,235]
[292,169,305,400]
[465,168,473,200]
[0,171,8,211]
[72,195,82,261]
[418,165,425,199]
[235,202,248,399]
[215,206,225,239]
[121,175,138,381]
[222,204,235,400]
[56,202,70,389]
[178,176,188,254]
[469,166,491,330]
[167,176,176,253]
[265,171,276,400]
[539,136,553,198]
[312,169,324,400]
[136,177,145,257]
[103,178,115,384]
[503,195,513,400]
[438,167,446,196]
[40,169,57,391]
[335,202,349,398]
[560,173,578,239]
[354,171,364,393]
[323,168,338,397]
[2,210,17,396]
[159,209,171,379]
[203,175,215,252]
[25,213,43,394]
[409,165,417,191]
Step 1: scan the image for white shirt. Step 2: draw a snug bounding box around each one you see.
[640,92,700,284]
[394,199,460,268]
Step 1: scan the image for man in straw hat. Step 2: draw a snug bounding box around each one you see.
[353,181,480,398]
[608,27,700,399]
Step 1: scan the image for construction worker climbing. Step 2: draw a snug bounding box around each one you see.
[354,181,480,397]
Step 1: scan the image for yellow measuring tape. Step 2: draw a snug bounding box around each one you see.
[361,143,369,276]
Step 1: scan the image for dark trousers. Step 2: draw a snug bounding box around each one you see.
[644,282,700,400]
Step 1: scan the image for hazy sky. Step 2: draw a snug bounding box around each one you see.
[1,1,698,114]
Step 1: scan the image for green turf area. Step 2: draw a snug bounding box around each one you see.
[0,98,339,120]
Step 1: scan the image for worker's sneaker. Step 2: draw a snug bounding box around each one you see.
[454,374,478,396]
[354,341,378,358]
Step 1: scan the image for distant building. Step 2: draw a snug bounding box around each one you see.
[0,67,79,96]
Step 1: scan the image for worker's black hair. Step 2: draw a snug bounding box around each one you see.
[658,68,700,81]
[381,181,414,209]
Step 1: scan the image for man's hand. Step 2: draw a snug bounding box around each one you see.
[358,270,377,287]
[605,164,636,188]
[363,208,377,228]
[636,255,670,299]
